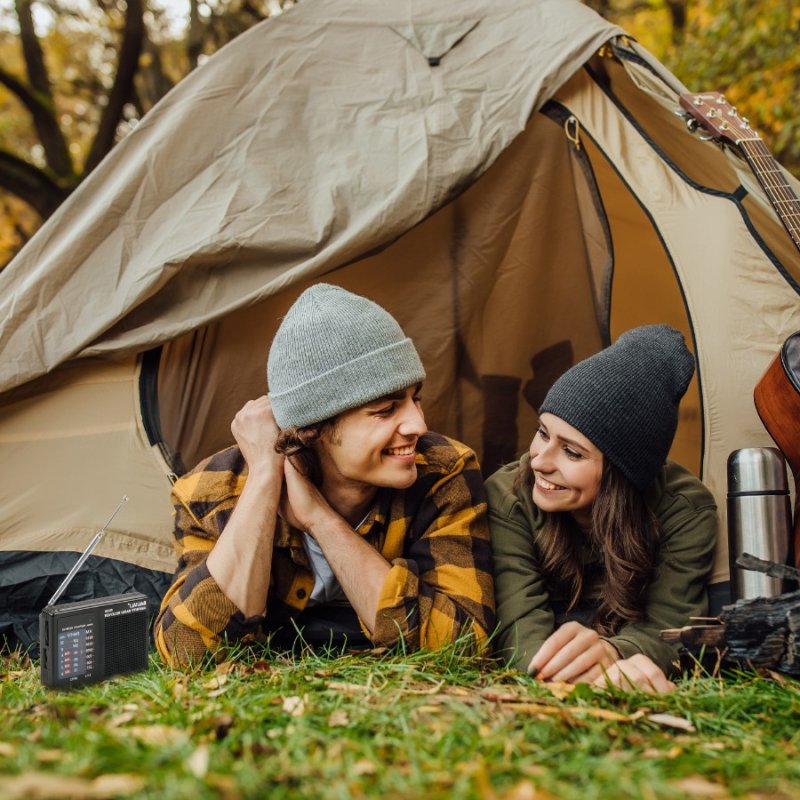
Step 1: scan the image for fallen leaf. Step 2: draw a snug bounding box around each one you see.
[642,745,683,759]
[206,773,242,800]
[91,774,147,796]
[203,674,227,690]
[327,709,349,727]
[647,713,696,732]
[480,689,526,703]
[507,703,565,717]
[415,705,443,714]
[326,681,368,695]
[540,681,576,700]
[121,703,139,712]
[186,744,210,779]
[120,725,188,746]
[282,696,306,717]
[0,742,17,758]
[0,771,145,799]
[670,776,728,796]
[215,661,239,677]
[767,670,787,687]
[352,759,377,776]
[108,712,136,728]
[500,779,538,800]
[573,707,631,722]
[34,749,63,763]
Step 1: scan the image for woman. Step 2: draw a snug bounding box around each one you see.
[486,325,717,693]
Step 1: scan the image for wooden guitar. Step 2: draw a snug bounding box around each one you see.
[680,91,800,567]
[679,91,800,255]
[754,333,800,568]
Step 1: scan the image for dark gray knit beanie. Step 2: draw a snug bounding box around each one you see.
[267,284,426,429]
[538,325,695,490]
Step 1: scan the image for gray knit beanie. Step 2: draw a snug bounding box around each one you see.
[538,325,695,490]
[267,284,426,429]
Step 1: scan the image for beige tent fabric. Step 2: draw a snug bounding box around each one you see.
[0,0,619,396]
[0,358,175,572]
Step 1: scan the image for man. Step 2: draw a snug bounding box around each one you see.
[154,284,495,665]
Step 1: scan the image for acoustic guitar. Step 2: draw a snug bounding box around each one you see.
[753,333,800,568]
[680,91,800,568]
[679,91,800,255]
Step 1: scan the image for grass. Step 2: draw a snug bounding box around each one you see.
[1,642,799,800]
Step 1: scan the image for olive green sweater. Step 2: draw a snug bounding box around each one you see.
[485,458,717,675]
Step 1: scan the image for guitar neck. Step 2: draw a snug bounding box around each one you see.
[739,138,800,252]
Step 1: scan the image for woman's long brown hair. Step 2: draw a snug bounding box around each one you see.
[515,458,661,636]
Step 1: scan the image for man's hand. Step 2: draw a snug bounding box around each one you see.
[207,397,284,618]
[231,396,284,478]
[282,457,337,534]
[592,653,676,693]
[529,621,619,684]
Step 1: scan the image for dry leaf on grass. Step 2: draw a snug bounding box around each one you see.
[539,681,576,700]
[499,779,544,800]
[642,746,683,759]
[282,695,306,717]
[352,759,377,776]
[34,749,63,763]
[203,674,227,691]
[108,711,136,728]
[186,744,210,779]
[767,670,788,687]
[117,725,188,746]
[326,681,368,695]
[670,776,729,797]
[0,771,145,799]
[327,709,350,727]
[647,713,695,732]
[480,688,527,703]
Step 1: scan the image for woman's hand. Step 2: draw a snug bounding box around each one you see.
[592,654,676,694]
[231,396,283,478]
[529,621,619,684]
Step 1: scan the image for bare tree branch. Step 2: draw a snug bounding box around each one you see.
[84,0,145,174]
[0,149,67,218]
[15,0,75,179]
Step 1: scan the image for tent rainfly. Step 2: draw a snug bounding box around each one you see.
[2,0,799,649]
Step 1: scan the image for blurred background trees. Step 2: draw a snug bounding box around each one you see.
[0,0,797,268]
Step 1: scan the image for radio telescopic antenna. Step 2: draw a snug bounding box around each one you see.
[46,496,129,607]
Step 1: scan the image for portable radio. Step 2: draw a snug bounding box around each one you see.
[38,497,150,689]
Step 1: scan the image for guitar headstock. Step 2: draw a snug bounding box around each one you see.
[679,91,759,146]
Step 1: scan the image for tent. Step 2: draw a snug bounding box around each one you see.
[2,0,799,648]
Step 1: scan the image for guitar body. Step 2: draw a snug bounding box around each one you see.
[754,332,800,568]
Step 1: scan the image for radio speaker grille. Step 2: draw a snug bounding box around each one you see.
[104,612,149,677]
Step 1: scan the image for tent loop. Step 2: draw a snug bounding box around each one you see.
[564,115,582,151]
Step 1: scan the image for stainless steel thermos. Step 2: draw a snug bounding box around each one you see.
[727,447,792,600]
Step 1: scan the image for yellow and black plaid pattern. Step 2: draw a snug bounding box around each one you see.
[155,432,495,666]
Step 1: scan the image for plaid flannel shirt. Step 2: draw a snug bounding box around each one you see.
[155,431,495,665]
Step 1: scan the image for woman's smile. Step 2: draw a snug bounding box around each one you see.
[534,474,567,492]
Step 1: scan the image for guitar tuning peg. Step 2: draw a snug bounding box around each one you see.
[699,133,715,141]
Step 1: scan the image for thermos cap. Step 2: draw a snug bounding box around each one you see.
[727,447,789,494]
